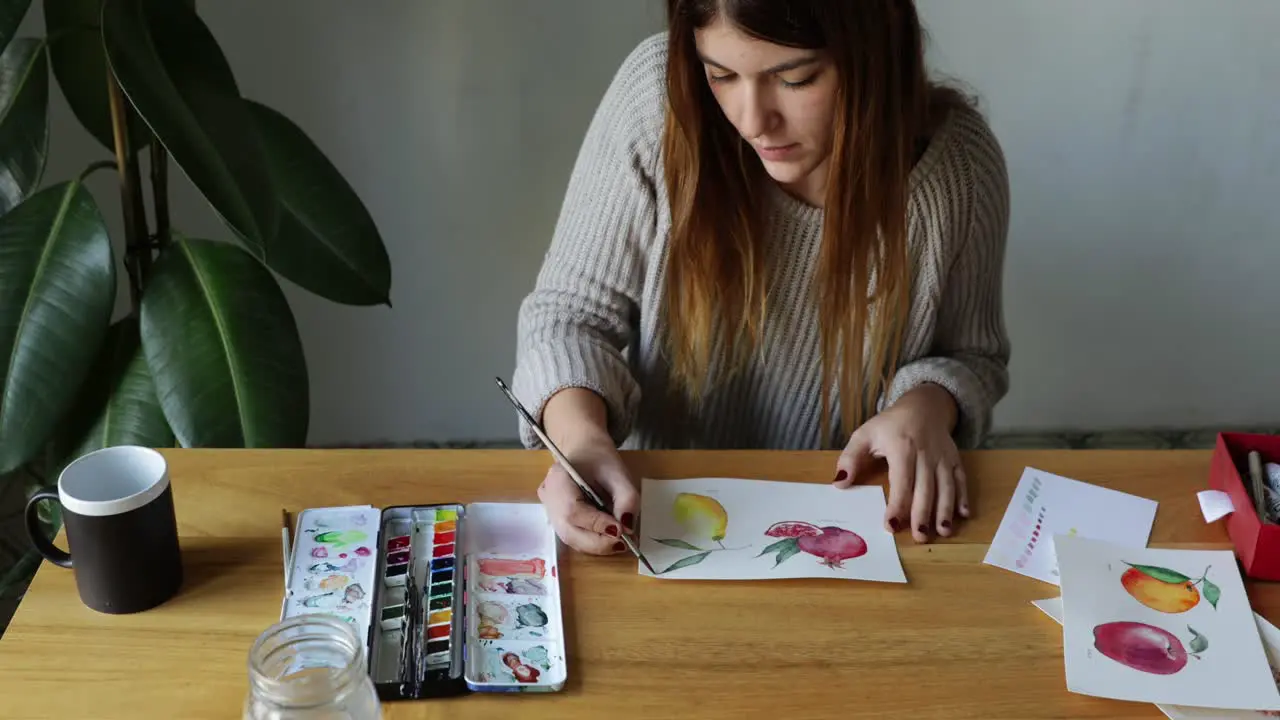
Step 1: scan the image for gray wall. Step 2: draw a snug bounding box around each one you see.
[25,1,1280,446]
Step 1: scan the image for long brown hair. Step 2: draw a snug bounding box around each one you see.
[661,0,960,446]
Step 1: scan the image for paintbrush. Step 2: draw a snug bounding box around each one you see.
[1248,451,1273,523]
[281,508,293,589]
[494,376,657,574]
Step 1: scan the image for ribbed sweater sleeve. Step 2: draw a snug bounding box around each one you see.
[883,115,1012,449]
[511,39,663,449]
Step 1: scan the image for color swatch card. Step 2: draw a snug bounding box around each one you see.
[1053,535,1280,712]
[983,467,1159,585]
[1033,595,1280,719]
[637,477,906,582]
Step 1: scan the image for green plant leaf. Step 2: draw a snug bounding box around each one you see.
[245,100,391,306]
[1188,626,1208,654]
[0,180,115,474]
[659,551,711,575]
[0,37,49,214]
[140,237,308,447]
[0,0,31,57]
[1201,577,1220,610]
[102,0,277,255]
[1124,562,1190,584]
[53,316,174,467]
[772,541,802,568]
[755,537,796,558]
[653,538,703,551]
[44,0,152,152]
[0,549,40,599]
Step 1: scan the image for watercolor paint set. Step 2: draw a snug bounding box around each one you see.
[279,501,567,699]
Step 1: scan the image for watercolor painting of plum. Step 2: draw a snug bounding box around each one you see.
[637,476,907,583]
[1091,621,1208,675]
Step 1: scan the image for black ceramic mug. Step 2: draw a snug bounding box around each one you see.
[24,445,183,614]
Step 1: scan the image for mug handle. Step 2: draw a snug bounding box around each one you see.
[25,490,72,568]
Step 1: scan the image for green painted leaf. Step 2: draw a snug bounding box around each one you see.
[102,0,277,255]
[659,551,711,575]
[1202,577,1220,610]
[140,238,308,448]
[44,0,154,152]
[0,180,115,474]
[52,316,174,469]
[245,100,391,306]
[654,538,702,551]
[755,537,796,558]
[773,542,802,568]
[1124,562,1190,584]
[0,0,31,57]
[0,37,50,213]
[1188,626,1208,654]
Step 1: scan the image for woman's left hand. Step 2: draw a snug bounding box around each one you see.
[832,383,968,543]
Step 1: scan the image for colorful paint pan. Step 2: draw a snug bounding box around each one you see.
[387,535,410,550]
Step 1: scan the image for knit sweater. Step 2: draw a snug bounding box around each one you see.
[512,32,1011,452]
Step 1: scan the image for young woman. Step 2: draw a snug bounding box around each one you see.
[511,0,1010,554]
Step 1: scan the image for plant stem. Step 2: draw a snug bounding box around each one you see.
[150,143,171,249]
[106,70,151,311]
[77,160,118,183]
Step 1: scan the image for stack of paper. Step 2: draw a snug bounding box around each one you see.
[986,467,1280,715]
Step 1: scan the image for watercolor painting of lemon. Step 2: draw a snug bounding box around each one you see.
[673,493,729,544]
[650,493,747,574]
[1120,562,1220,613]
[757,521,868,569]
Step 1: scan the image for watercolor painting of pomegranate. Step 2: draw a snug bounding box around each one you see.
[757,521,868,569]
[1091,621,1208,675]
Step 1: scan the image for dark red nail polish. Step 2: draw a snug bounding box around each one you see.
[605,525,619,537]
[834,470,848,483]
[918,524,928,534]
[621,512,634,529]
[941,519,952,529]
[612,541,625,553]
[888,517,900,532]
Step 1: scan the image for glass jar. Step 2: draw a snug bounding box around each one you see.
[243,614,382,720]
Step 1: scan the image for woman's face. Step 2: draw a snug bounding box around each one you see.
[694,15,838,206]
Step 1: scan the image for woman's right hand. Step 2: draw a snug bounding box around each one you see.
[537,436,639,555]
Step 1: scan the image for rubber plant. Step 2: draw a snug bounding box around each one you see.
[0,0,391,596]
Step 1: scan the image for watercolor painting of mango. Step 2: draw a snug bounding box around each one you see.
[636,477,907,583]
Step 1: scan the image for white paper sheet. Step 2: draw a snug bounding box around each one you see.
[982,467,1159,585]
[637,477,906,582]
[1053,534,1280,711]
[1033,596,1280,718]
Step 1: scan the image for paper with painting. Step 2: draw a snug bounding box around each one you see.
[636,477,906,582]
[1034,595,1280,719]
[1052,535,1280,712]
[982,467,1159,585]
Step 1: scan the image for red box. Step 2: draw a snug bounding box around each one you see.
[1209,432,1280,581]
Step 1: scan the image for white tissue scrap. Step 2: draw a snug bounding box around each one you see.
[1266,462,1280,492]
[1198,489,1235,523]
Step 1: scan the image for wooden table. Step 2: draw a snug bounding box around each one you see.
[0,448,1272,718]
